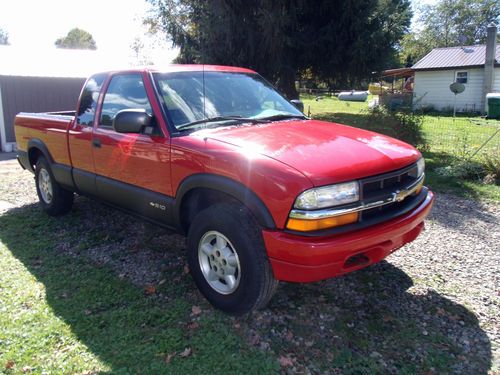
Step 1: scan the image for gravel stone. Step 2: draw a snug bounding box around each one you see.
[1,157,498,373]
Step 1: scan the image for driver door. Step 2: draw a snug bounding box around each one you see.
[92,73,172,221]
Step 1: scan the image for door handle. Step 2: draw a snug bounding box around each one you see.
[92,138,101,148]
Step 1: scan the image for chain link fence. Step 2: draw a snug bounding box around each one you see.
[420,115,499,160]
[303,94,500,161]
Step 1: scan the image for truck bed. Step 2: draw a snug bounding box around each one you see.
[14,112,74,166]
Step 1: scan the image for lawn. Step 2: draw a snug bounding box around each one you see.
[0,203,278,374]
[0,95,498,374]
[301,94,500,201]
[0,162,496,374]
[0,198,494,375]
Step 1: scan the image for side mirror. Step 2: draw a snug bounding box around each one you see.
[113,109,153,133]
[290,99,304,112]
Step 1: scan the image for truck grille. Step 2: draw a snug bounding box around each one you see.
[359,162,420,221]
[286,161,427,236]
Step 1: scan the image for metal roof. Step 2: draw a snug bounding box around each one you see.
[412,45,500,70]
[382,67,414,78]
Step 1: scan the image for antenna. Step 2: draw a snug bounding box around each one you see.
[164,11,206,118]
[200,29,206,118]
[198,23,207,118]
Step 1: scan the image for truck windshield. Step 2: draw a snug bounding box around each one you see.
[153,71,304,131]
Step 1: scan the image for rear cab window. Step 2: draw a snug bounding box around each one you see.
[76,73,106,126]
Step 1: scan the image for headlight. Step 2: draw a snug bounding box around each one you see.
[294,181,359,210]
[417,158,425,177]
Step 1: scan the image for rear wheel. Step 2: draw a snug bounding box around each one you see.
[187,203,278,315]
[35,156,74,216]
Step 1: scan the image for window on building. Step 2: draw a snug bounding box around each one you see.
[456,71,468,84]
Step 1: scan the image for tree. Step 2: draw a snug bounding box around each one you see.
[146,0,412,97]
[130,36,155,65]
[421,0,499,47]
[398,32,434,66]
[0,28,9,45]
[55,28,97,50]
[400,0,499,64]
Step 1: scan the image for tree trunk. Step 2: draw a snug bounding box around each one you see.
[276,66,299,99]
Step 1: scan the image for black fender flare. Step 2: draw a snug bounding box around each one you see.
[174,173,276,229]
[26,138,54,172]
[27,139,75,190]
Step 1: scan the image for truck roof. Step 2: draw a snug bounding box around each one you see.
[95,65,257,76]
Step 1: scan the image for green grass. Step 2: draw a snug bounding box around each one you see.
[0,93,497,373]
[301,93,373,115]
[0,197,492,374]
[423,151,500,201]
[421,115,499,156]
[301,93,500,201]
[0,206,278,374]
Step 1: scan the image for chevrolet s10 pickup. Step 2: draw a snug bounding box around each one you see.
[15,65,434,314]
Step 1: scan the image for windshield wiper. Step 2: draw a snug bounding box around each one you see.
[256,114,307,121]
[177,116,269,130]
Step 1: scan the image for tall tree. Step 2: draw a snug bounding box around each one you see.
[400,0,499,64]
[0,28,9,45]
[398,32,433,67]
[146,0,412,97]
[55,28,97,50]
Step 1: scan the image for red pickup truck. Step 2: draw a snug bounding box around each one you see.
[15,66,434,314]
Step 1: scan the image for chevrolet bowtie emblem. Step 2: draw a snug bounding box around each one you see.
[393,189,411,202]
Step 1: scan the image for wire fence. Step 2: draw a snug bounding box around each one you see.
[421,116,500,160]
[302,94,500,161]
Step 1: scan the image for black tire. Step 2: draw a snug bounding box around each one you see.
[35,156,74,216]
[187,202,278,315]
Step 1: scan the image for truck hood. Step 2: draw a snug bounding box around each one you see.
[195,119,420,186]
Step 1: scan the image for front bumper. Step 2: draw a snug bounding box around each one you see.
[263,190,434,282]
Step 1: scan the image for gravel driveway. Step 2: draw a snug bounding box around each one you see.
[0,155,498,374]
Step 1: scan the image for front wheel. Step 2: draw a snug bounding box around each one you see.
[35,156,74,216]
[187,203,278,315]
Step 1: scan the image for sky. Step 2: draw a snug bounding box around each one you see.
[0,0,439,48]
[0,0,437,77]
[411,0,439,30]
[0,0,178,72]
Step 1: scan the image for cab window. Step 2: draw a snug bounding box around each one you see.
[100,74,152,128]
[76,73,106,126]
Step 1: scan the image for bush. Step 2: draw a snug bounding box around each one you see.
[433,152,500,186]
[420,104,436,114]
[365,107,428,149]
[481,152,500,185]
[435,160,485,181]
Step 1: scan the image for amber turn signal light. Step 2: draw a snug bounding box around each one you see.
[415,177,425,195]
[286,212,359,232]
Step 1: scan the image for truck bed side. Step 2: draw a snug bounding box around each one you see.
[14,112,74,167]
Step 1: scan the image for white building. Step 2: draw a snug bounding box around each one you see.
[412,24,499,113]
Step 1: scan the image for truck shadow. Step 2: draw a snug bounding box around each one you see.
[425,190,498,234]
[264,261,492,373]
[0,201,492,374]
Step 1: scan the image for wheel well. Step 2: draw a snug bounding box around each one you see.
[179,188,248,233]
[28,147,43,169]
